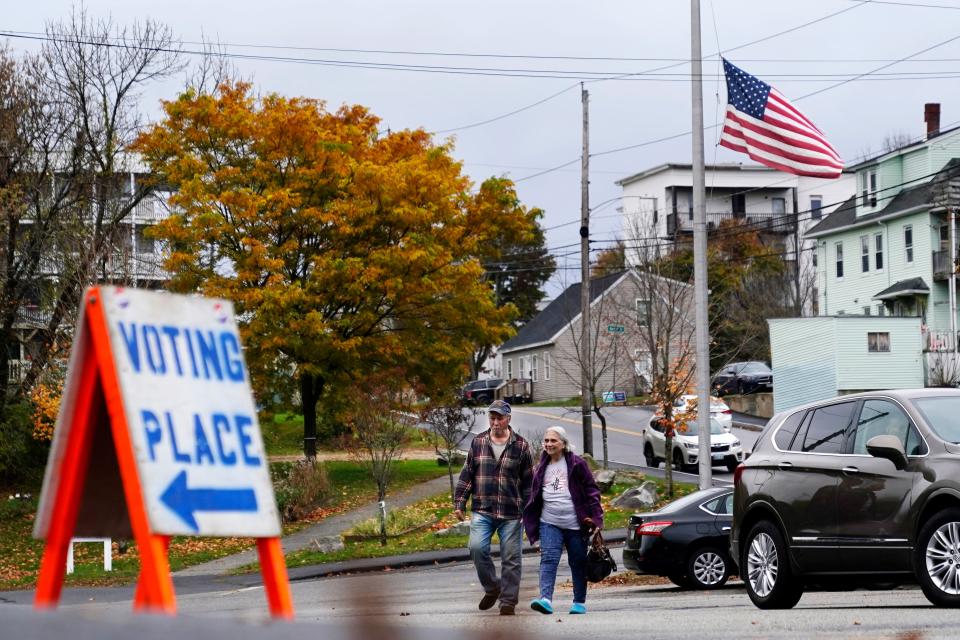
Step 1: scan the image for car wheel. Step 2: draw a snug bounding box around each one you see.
[741,520,803,609]
[477,393,492,405]
[667,572,691,589]
[687,546,731,589]
[726,461,739,473]
[916,508,960,607]
[672,448,686,473]
[644,443,658,468]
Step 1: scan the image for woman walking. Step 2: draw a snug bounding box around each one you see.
[522,425,604,615]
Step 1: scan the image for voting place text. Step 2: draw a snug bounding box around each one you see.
[104,288,280,537]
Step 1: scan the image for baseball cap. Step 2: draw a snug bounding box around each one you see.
[487,399,511,415]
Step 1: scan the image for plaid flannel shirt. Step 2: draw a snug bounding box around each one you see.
[454,428,534,520]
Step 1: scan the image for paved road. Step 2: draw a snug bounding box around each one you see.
[10,546,956,639]
[503,405,763,482]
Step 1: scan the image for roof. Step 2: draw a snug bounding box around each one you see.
[615,162,776,187]
[804,180,934,239]
[499,270,630,353]
[846,124,960,171]
[873,277,930,301]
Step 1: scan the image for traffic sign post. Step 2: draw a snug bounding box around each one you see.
[33,287,292,618]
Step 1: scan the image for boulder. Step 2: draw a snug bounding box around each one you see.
[611,481,658,510]
[311,535,344,554]
[594,469,617,492]
[435,520,472,537]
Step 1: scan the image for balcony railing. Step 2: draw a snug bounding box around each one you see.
[932,249,959,281]
[666,211,796,235]
[15,306,51,327]
[7,359,27,384]
[924,328,960,352]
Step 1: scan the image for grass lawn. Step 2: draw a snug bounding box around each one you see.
[0,458,447,591]
[262,413,437,456]
[281,472,697,568]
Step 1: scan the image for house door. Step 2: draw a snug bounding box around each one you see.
[732,193,746,219]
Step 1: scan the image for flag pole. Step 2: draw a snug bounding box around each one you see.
[691,0,712,491]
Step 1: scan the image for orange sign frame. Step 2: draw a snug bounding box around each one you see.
[33,287,293,618]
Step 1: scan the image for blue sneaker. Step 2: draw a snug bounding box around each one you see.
[530,598,553,614]
[569,603,586,615]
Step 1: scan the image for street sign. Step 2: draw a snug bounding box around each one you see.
[33,287,291,618]
[607,323,625,333]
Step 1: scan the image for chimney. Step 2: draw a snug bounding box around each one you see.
[925,103,941,139]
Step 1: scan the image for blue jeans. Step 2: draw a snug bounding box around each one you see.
[538,521,588,604]
[467,513,523,606]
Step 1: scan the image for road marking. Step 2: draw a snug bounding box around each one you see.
[512,408,645,438]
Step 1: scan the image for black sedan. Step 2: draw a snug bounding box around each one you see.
[622,487,735,589]
[712,361,772,395]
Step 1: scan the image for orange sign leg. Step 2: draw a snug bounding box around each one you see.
[257,537,294,619]
[34,350,102,609]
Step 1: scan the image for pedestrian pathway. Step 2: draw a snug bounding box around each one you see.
[175,474,456,577]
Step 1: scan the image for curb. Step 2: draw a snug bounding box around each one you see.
[286,529,628,582]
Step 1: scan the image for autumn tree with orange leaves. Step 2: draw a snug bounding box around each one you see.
[134,81,528,458]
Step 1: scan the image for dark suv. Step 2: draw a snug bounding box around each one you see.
[713,361,772,395]
[732,389,960,609]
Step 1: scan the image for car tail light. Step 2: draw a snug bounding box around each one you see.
[722,409,732,415]
[733,463,745,488]
[637,521,673,536]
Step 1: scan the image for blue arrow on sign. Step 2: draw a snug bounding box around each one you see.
[160,470,258,532]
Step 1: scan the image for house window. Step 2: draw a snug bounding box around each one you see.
[525,356,534,379]
[812,251,817,267]
[506,358,513,379]
[636,298,651,326]
[518,356,526,379]
[863,306,872,316]
[862,169,878,208]
[772,197,786,219]
[904,225,913,263]
[868,332,891,353]
[544,353,551,381]
[835,242,844,278]
[941,225,950,251]
[874,232,883,270]
[810,196,823,220]
[877,304,886,317]
[860,235,869,273]
[531,354,539,382]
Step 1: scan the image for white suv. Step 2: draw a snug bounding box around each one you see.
[643,415,743,472]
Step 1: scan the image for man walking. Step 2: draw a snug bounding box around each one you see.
[454,399,534,615]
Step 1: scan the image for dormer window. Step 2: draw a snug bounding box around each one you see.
[861,169,878,208]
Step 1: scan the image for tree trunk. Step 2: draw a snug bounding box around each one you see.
[665,432,674,498]
[378,486,388,547]
[592,405,609,469]
[299,372,322,459]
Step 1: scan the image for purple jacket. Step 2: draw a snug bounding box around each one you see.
[522,450,604,544]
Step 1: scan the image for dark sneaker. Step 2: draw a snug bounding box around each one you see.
[500,605,516,616]
[478,590,501,611]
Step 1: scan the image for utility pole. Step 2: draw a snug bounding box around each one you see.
[580,83,594,458]
[691,0,712,490]
[950,206,957,355]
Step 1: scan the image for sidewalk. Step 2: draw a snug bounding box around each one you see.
[175,470,628,582]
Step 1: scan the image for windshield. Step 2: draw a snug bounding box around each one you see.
[740,362,770,374]
[677,418,725,436]
[913,396,960,443]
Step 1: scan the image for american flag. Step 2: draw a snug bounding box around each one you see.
[719,58,843,179]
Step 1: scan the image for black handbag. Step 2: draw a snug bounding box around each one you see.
[584,529,617,583]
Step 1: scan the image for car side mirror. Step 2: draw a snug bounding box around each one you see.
[866,435,908,470]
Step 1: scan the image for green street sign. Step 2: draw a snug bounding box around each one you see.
[607,324,625,333]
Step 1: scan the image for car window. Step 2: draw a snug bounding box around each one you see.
[700,492,734,516]
[851,399,919,455]
[741,362,770,374]
[801,402,854,454]
[914,396,960,444]
[774,411,806,450]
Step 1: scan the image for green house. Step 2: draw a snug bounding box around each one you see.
[770,109,960,411]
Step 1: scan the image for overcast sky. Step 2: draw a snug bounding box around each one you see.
[6,1,960,296]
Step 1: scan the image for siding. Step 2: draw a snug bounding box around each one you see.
[903,148,929,184]
[769,317,838,413]
[833,316,923,390]
[770,316,923,413]
[879,157,903,207]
